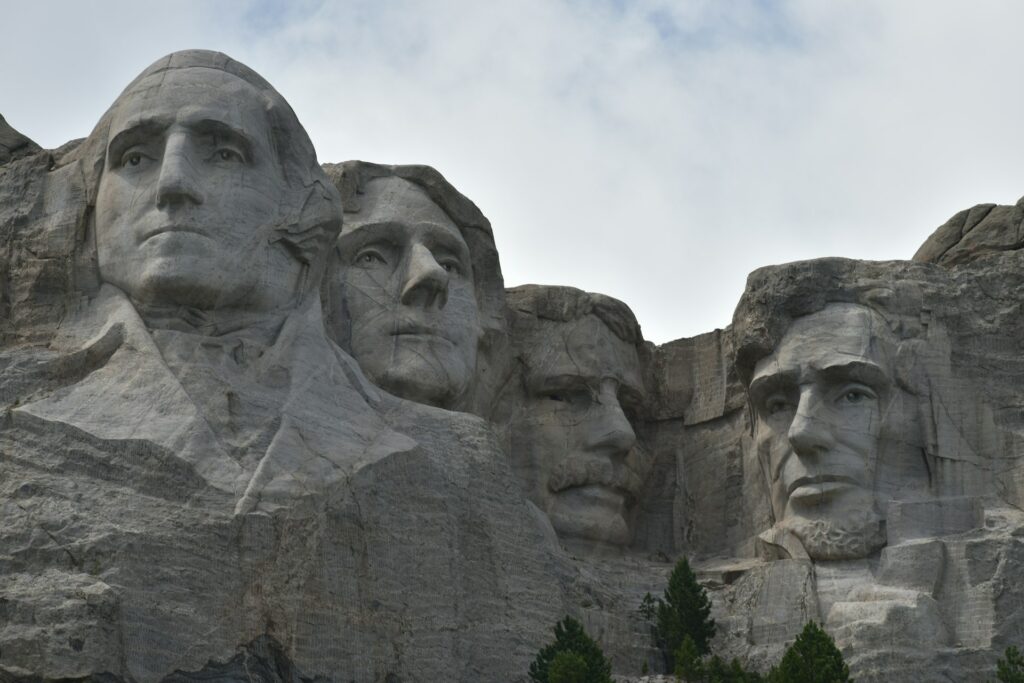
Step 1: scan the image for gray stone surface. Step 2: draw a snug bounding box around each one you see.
[321,160,507,417]
[5,48,1024,683]
[500,285,653,550]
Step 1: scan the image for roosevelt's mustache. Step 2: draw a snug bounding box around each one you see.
[547,448,650,499]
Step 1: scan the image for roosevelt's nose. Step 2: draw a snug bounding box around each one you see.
[585,381,637,456]
[787,389,833,456]
[156,134,205,208]
[399,242,448,309]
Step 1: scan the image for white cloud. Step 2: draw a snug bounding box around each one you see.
[3,0,1023,342]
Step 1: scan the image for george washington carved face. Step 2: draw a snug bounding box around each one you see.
[94,67,304,313]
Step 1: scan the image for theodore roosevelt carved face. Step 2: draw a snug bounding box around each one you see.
[506,286,651,548]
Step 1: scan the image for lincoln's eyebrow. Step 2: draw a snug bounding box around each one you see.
[817,360,890,388]
[106,117,171,163]
[748,368,796,402]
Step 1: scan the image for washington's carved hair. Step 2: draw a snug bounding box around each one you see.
[64,49,342,290]
[505,284,643,347]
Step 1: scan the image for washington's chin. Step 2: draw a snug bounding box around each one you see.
[547,485,631,545]
[104,260,248,310]
[370,362,470,409]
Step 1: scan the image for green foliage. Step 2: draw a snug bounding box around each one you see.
[997,646,1024,683]
[675,635,704,681]
[656,557,716,666]
[548,651,589,683]
[674,640,763,683]
[528,616,613,683]
[639,591,658,620]
[767,621,850,683]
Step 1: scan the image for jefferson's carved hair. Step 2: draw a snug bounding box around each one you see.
[323,160,506,336]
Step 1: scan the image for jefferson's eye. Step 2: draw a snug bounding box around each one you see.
[838,384,877,405]
[356,250,387,266]
[438,259,462,275]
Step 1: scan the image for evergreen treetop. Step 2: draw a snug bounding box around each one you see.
[528,616,613,683]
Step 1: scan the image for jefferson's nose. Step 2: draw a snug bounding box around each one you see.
[400,242,448,309]
[156,134,205,208]
[585,382,637,456]
[787,389,833,456]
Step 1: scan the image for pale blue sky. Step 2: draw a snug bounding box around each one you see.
[5,1,1024,342]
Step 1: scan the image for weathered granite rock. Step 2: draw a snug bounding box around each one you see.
[7,48,1024,683]
[321,160,507,417]
[0,51,571,682]
[499,285,654,550]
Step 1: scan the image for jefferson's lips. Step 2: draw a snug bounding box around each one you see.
[390,322,454,344]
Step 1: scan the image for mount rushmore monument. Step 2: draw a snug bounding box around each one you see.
[2,50,1024,682]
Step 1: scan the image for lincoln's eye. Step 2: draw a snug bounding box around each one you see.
[218,149,243,162]
[845,390,866,403]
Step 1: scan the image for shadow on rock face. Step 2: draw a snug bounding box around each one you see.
[0,637,326,683]
[161,636,329,683]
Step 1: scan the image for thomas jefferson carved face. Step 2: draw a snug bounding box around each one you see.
[510,314,648,546]
[749,303,927,560]
[331,176,481,408]
[95,67,302,312]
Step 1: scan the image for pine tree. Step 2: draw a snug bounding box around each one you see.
[674,635,704,682]
[997,646,1024,683]
[767,621,850,683]
[657,557,716,666]
[528,616,613,683]
[548,651,589,683]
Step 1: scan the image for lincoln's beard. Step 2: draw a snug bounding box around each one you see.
[782,508,887,561]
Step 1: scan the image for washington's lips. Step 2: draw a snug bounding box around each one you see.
[141,224,209,241]
[786,474,860,499]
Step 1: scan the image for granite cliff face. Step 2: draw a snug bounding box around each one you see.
[2,49,1023,682]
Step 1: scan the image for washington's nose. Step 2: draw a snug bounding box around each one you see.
[586,383,637,456]
[787,389,832,456]
[156,135,205,208]
[400,242,449,309]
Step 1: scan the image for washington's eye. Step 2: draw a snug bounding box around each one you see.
[119,150,146,167]
[216,148,244,162]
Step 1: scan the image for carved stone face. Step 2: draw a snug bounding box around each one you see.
[510,315,647,546]
[333,176,480,408]
[95,67,302,311]
[749,303,901,560]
